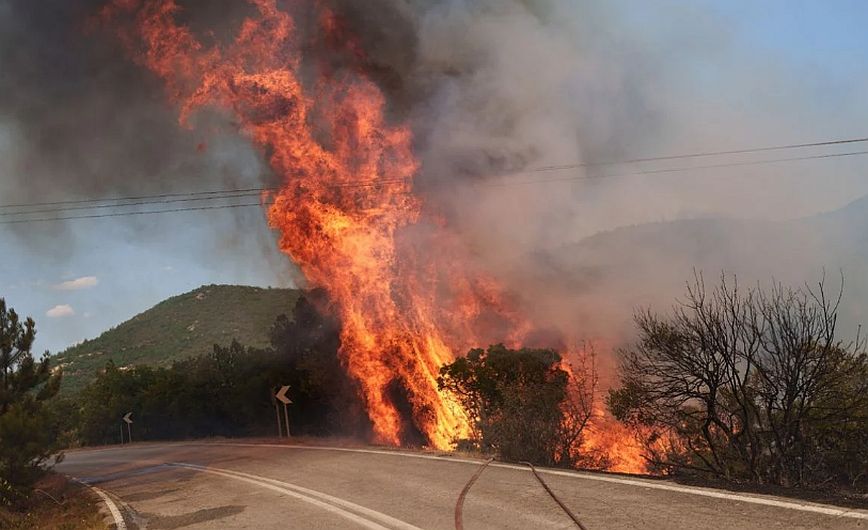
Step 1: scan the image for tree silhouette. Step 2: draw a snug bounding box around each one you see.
[0,298,62,496]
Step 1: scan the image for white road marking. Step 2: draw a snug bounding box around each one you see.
[208,442,868,522]
[169,462,423,530]
[74,479,127,530]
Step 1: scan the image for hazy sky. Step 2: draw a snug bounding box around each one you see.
[2,0,868,354]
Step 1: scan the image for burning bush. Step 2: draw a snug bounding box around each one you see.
[609,272,868,489]
[438,344,596,468]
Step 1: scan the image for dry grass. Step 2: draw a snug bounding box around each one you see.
[0,474,107,530]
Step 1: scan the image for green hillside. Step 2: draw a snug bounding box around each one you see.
[54,285,300,394]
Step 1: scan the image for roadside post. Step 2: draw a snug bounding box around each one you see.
[123,412,133,444]
[271,386,283,438]
[275,385,292,437]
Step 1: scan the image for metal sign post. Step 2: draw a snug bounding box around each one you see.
[123,412,133,444]
[271,387,282,438]
[275,385,292,438]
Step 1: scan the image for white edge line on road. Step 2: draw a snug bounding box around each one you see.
[73,478,127,530]
[169,462,422,530]
[206,443,868,522]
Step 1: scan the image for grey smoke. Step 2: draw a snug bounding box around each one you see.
[332,0,868,353]
[0,0,291,282]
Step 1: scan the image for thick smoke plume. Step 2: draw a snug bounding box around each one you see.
[0,0,292,279]
[323,0,868,361]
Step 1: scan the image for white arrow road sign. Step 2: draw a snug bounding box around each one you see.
[275,386,292,405]
[123,412,133,424]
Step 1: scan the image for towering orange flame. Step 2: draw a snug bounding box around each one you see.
[103,0,535,448]
[103,0,650,473]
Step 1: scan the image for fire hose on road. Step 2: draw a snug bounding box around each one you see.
[454,457,588,530]
[454,457,494,530]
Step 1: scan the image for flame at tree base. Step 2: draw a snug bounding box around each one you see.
[581,415,649,475]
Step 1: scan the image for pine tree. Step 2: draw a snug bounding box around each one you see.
[0,298,62,498]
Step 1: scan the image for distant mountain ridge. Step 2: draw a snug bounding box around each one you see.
[55,285,300,393]
[510,193,868,343]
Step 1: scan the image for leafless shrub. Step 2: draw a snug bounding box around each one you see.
[609,271,868,488]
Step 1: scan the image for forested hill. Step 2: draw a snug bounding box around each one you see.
[54,285,300,394]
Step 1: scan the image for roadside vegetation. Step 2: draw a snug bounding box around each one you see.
[608,273,868,493]
[62,290,371,445]
[437,344,599,468]
[3,272,866,515]
[0,474,107,530]
[0,298,71,522]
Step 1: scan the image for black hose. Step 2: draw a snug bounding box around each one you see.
[454,457,494,530]
[521,461,589,530]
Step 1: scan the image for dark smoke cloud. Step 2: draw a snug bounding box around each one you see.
[0,1,264,204]
[0,0,291,277]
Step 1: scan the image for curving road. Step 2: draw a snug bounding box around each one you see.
[57,441,867,529]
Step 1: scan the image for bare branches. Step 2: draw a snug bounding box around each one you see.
[610,272,868,488]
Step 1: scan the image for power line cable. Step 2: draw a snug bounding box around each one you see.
[484,149,868,187]
[4,148,868,224]
[5,147,868,219]
[3,134,868,211]
[0,186,270,210]
[575,135,868,168]
[4,144,868,225]
[0,191,264,217]
[0,178,411,211]
[0,202,268,225]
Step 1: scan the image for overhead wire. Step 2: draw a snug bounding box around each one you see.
[484,148,868,187]
[572,134,868,168]
[3,135,868,225]
[0,191,265,217]
[0,202,269,225]
[0,186,270,210]
[4,133,868,211]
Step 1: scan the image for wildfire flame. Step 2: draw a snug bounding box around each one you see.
[102,0,649,472]
[102,0,534,448]
[581,411,648,475]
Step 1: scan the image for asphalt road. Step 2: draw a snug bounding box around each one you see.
[57,441,867,529]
